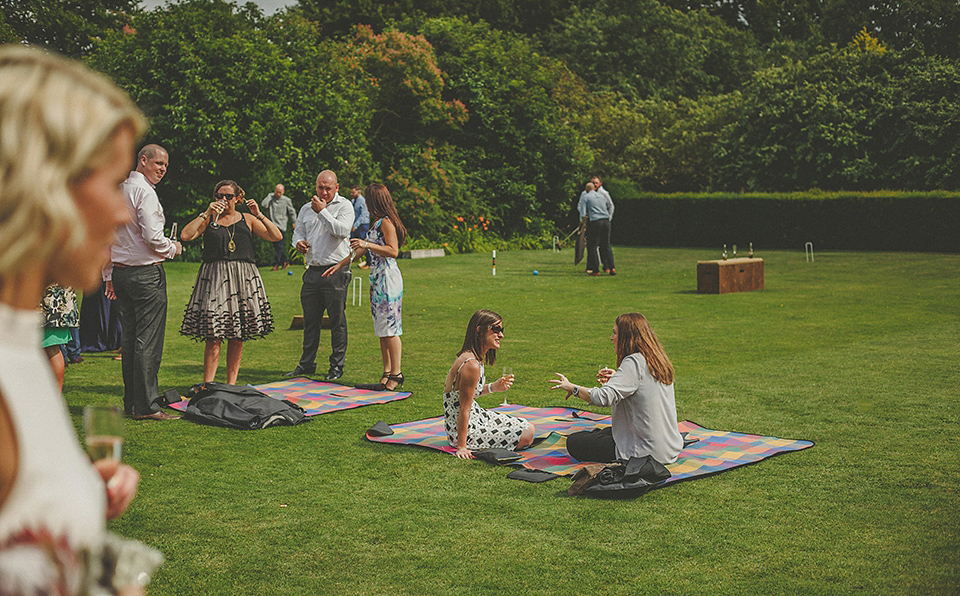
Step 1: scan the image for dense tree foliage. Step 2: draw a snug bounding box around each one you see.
[539,0,762,101]
[408,17,593,231]
[0,0,139,57]
[714,44,960,191]
[23,0,952,243]
[88,0,372,217]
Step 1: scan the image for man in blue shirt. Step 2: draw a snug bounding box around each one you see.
[577,180,616,275]
[349,185,370,268]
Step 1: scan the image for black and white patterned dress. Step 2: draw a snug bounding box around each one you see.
[443,358,529,450]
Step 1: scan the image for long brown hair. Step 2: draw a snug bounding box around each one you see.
[365,183,406,246]
[615,313,674,385]
[458,309,501,365]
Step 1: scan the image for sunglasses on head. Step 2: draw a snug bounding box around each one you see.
[489,325,504,334]
[215,193,235,200]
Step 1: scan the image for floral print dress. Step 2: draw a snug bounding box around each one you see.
[367,218,403,337]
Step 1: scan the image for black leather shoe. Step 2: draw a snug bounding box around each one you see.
[325,366,343,380]
[285,367,314,378]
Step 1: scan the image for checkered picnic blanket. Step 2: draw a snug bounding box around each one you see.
[167,377,411,416]
[365,404,609,454]
[365,406,814,484]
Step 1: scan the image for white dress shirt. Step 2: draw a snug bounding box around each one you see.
[291,194,354,267]
[104,170,178,281]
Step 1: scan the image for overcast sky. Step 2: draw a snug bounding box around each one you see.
[138,0,295,14]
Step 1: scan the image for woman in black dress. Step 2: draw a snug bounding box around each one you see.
[180,180,282,384]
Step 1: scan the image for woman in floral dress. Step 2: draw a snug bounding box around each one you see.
[40,284,79,389]
[324,183,406,390]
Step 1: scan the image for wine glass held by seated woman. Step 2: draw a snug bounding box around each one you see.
[549,313,683,465]
[0,45,152,594]
[441,309,535,459]
[179,181,283,385]
[323,183,406,390]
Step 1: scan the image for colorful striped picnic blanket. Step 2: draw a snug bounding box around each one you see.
[167,377,412,416]
[365,405,814,484]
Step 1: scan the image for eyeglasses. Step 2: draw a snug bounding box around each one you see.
[215,193,235,200]
[489,325,504,334]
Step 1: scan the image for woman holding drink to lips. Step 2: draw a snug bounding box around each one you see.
[0,46,159,594]
[179,180,282,385]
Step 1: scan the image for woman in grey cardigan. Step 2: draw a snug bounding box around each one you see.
[550,313,682,464]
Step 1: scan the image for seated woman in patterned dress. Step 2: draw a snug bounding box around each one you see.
[442,310,535,459]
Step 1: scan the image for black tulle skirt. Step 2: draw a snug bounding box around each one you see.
[180,260,274,341]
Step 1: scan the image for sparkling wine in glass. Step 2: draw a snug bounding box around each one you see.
[84,405,124,461]
[501,367,512,407]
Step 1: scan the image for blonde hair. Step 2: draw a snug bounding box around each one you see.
[615,313,674,385]
[0,45,147,278]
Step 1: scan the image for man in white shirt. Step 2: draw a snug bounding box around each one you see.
[287,170,354,380]
[105,144,182,420]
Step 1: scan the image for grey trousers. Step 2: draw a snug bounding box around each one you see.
[112,264,167,416]
[297,265,350,373]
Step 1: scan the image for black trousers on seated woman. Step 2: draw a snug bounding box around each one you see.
[567,427,618,463]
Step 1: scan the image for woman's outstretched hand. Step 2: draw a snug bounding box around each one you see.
[549,373,574,399]
[455,446,473,459]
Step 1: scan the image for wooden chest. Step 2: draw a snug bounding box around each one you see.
[696,258,764,294]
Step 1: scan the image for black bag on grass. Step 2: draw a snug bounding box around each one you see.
[583,455,671,498]
[184,382,307,430]
[569,455,671,499]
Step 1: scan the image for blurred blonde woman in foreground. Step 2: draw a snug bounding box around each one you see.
[0,46,161,594]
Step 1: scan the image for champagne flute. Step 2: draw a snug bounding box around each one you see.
[84,405,124,461]
[500,367,512,407]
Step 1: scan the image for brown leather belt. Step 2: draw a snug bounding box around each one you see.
[113,262,162,268]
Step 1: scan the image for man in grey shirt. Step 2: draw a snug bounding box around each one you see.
[261,183,296,270]
[577,180,616,275]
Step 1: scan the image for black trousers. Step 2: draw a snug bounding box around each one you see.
[567,426,618,463]
[298,265,350,373]
[112,264,167,416]
[271,232,286,267]
[585,218,615,272]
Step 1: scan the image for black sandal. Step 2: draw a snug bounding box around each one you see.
[385,372,405,390]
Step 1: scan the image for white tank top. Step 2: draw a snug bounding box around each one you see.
[0,302,105,550]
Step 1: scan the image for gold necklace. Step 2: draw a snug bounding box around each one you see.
[226,221,237,253]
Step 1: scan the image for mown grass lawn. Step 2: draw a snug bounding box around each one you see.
[63,246,959,595]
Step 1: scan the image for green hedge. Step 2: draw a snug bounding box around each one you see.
[608,192,960,253]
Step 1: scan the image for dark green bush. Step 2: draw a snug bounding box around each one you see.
[609,192,960,252]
